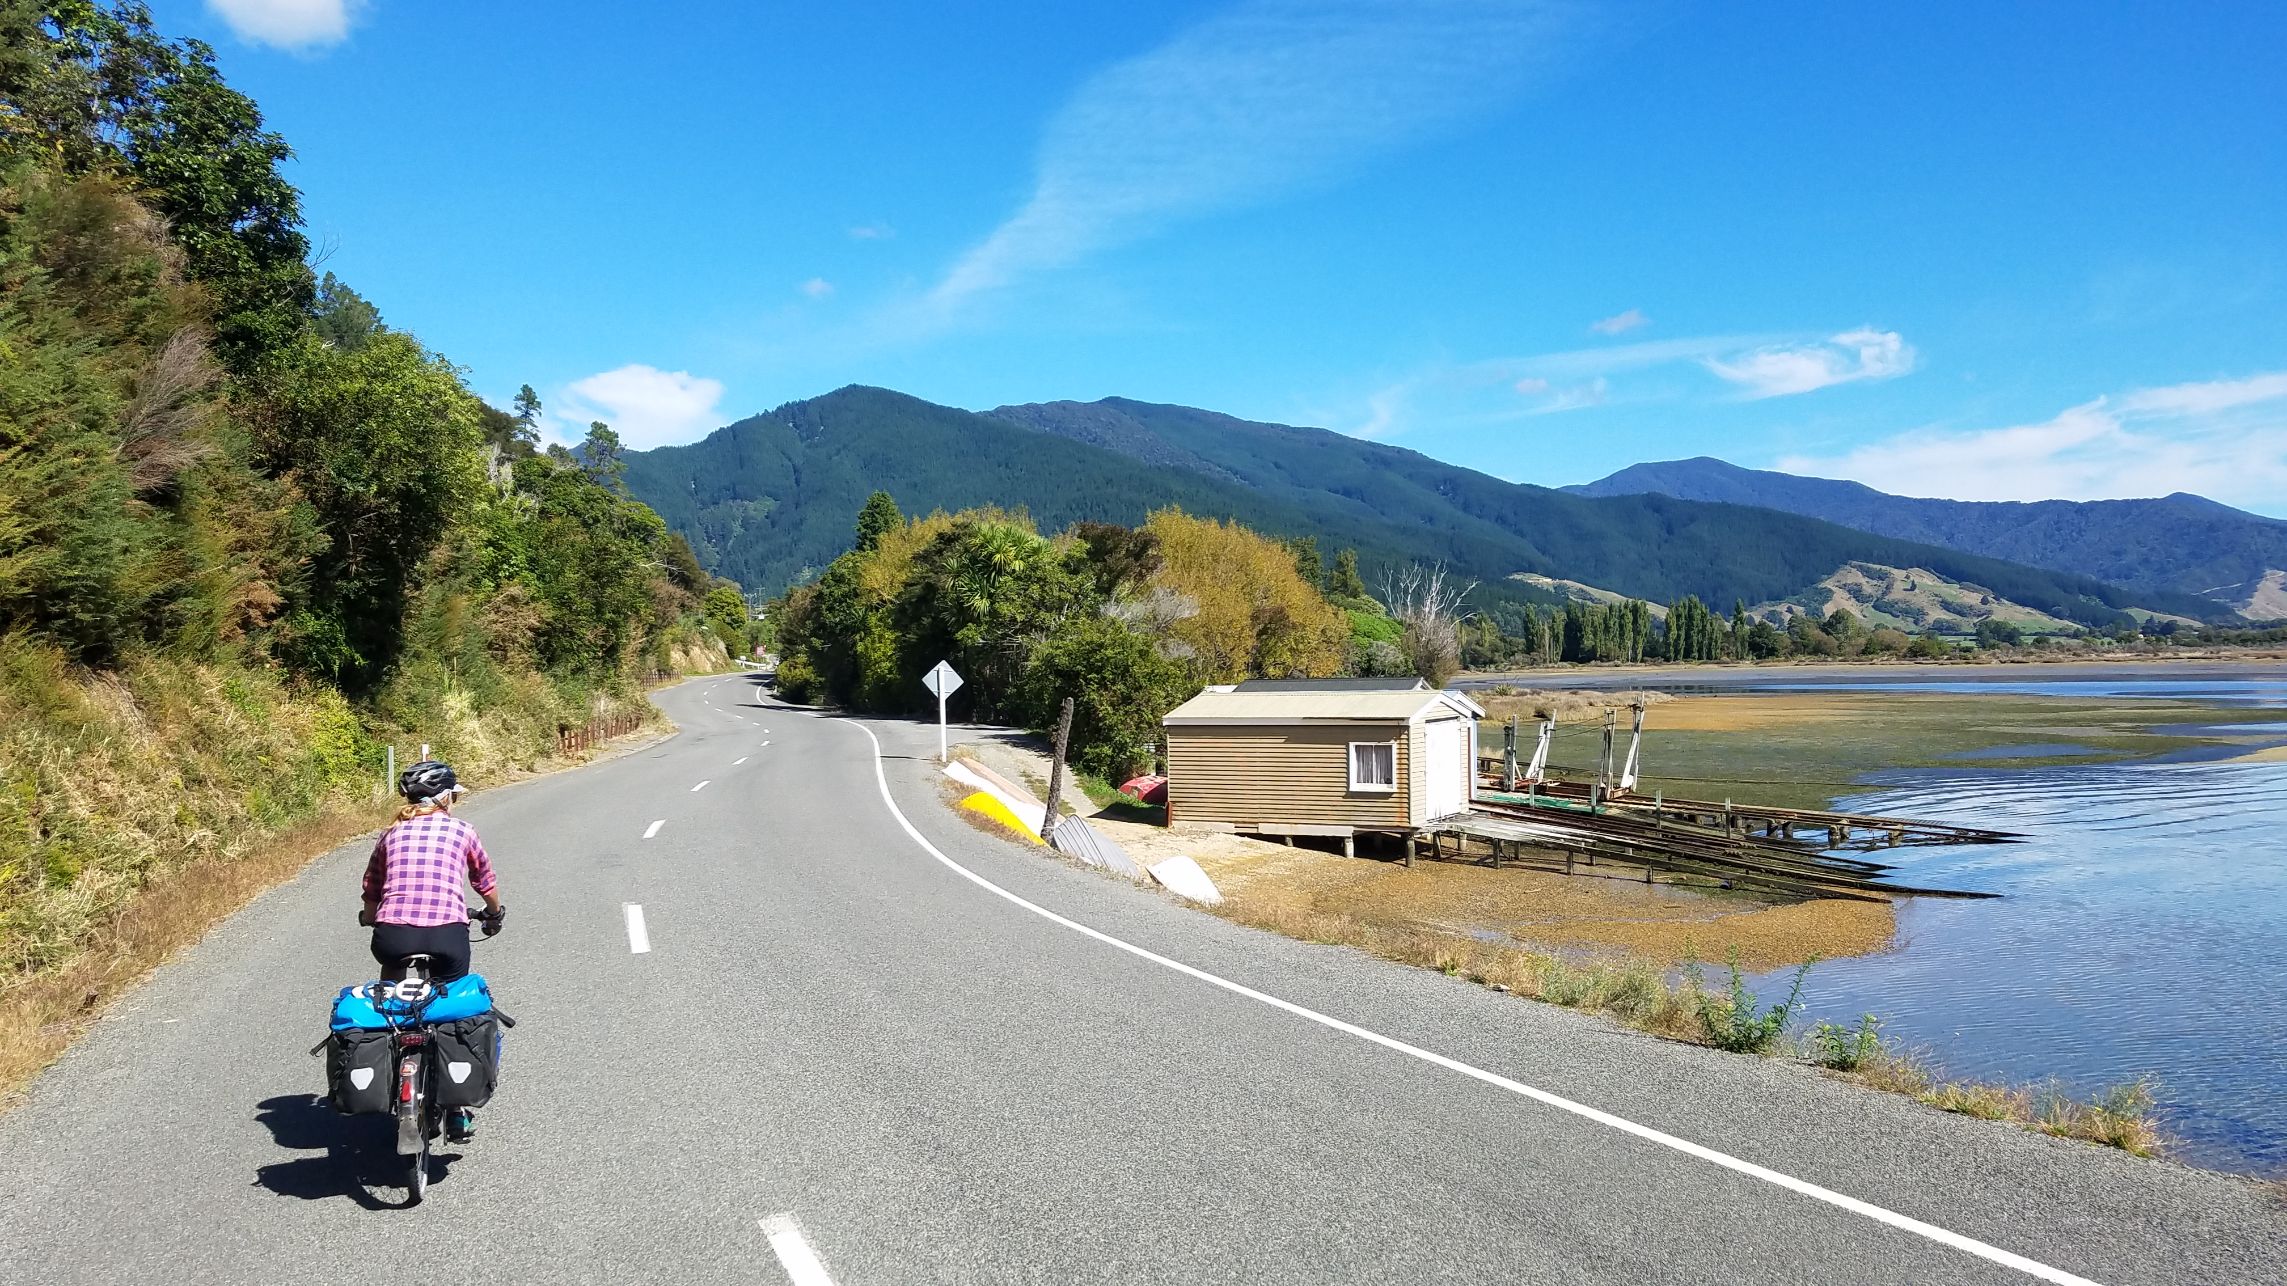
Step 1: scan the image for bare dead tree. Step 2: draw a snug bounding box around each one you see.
[1381,563,1477,688]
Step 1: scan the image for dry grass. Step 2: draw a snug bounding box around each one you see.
[0,666,667,1109]
[1825,1045,2164,1157]
[0,803,383,1105]
[1212,885,2167,1160]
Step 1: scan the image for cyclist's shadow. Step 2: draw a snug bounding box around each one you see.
[251,1094,460,1210]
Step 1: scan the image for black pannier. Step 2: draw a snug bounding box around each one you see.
[326,1027,395,1115]
[430,1014,502,1109]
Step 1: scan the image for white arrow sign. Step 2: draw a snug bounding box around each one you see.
[924,660,963,763]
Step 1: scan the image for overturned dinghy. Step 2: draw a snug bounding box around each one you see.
[1047,817,1147,881]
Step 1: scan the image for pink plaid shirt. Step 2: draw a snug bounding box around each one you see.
[364,813,497,927]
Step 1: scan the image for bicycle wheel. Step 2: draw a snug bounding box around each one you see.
[407,1124,429,1204]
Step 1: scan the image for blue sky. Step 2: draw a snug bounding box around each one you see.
[171,1,2286,513]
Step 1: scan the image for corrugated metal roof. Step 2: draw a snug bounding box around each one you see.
[1163,688,1474,724]
[1231,677,1430,692]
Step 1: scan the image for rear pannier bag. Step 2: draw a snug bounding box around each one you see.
[430,1014,502,1109]
[326,1027,395,1115]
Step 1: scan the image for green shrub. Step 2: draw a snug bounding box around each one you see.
[1688,949,1815,1055]
[1809,1013,1885,1070]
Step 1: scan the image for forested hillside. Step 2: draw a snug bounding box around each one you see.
[992,399,2228,624]
[622,386,2216,631]
[1567,456,2287,607]
[0,4,748,986]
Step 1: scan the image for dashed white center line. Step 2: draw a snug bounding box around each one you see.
[623,904,651,954]
[643,819,664,839]
[734,756,748,765]
[691,780,710,792]
[760,1214,835,1286]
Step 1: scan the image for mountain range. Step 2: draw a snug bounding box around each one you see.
[1566,457,2287,617]
[622,387,2233,629]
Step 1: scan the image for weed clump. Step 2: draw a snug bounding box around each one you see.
[1687,949,1815,1054]
[1809,1014,1886,1071]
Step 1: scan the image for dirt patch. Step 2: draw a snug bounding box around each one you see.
[1187,839,1889,972]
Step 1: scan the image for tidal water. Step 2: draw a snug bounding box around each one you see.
[1733,668,2287,1176]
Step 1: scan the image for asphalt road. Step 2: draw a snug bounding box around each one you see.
[2,673,2279,1284]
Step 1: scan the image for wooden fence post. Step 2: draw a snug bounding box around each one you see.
[1041,696,1075,844]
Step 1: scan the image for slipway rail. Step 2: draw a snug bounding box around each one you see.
[1427,791,2003,901]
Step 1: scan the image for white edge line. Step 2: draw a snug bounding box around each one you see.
[734,756,749,766]
[835,716,2100,1286]
[643,819,665,839]
[623,903,651,954]
[692,780,710,792]
[760,1213,835,1286]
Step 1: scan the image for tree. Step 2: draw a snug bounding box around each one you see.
[703,583,749,648]
[311,272,382,350]
[1147,510,1347,682]
[577,421,625,491]
[1975,618,2023,649]
[1012,613,1188,779]
[1070,521,1162,596]
[1284,535,1323,591]
[3,4,314,366]
[1327,548,1368,602]
[248,331,486,685]
[512,384,543,435]
[1382,563,1474,688]
[897,514,1091,718]
[853,489,902,552]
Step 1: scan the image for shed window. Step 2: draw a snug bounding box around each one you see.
[1349,741,1397,792]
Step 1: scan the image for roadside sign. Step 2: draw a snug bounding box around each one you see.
[923,660,964,699]
[924,660,963,762]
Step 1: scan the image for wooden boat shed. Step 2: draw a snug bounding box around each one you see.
[1160,678,1486,851]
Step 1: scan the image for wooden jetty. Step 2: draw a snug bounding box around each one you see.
[1438,707,2019,899]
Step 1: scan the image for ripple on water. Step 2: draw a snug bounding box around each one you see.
[1751,758,2287,1177]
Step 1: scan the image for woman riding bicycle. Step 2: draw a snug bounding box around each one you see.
[360,760,505,982]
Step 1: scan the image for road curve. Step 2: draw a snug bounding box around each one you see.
[0,673,2278,1284]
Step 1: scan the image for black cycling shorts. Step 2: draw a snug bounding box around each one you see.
[369,920,472,981]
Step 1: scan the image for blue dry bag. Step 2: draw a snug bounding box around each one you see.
[329,974,493,1030]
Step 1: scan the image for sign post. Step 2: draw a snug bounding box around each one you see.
[922,660,964,764]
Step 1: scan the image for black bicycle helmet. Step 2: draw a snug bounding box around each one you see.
[398,759,459,803]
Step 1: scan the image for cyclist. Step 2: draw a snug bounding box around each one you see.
[360,759,505,1141]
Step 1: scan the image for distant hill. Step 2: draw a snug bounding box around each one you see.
[1566,456,2287,612]
[621,387,2224,629]
[1753,563,2085,635]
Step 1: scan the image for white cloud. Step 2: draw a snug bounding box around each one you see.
[924,0,1582,316]
[1589,308,1648,336]
[1776,369,2287,509]
[1703,328,1915,399]
[799,277,836,299]
[206,0,361,50]
[552,365,727,451]
[848,223,895,241]
[1529,376,1609,414]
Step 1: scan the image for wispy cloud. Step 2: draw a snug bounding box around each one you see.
[923,0,1585,318]
[1589,307,1648,336]
[799,277,836,300]
[1321,327,1904,438]
[1776,369,2287,510]
[1703,328,1915,399]
[848,223,895,241]
[206,0,361,50]
[552,365,727,451]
